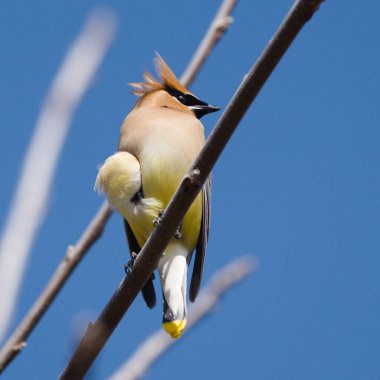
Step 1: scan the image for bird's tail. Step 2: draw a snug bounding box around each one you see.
[158,243,188,338]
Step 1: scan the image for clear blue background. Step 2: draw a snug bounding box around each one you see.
[1,0,379,379]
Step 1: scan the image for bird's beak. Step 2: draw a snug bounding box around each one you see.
[190,103,220,119]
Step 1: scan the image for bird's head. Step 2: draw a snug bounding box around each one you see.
[130,54,220,119]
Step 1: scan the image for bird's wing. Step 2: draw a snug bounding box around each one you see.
[123,219,156,308]
[189,175,211,302]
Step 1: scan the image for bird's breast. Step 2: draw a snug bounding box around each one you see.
[140,132,194,204]
[121,108,205,204]
[119,107,205,249]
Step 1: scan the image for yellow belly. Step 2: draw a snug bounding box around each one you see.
[134,154,202,252]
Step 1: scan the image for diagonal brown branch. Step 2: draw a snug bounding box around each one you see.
[59,1,325,378]
[108,256,255,380]
[0,0,237,373]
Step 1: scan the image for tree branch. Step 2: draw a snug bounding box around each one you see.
[180,0,237,86]
[0,202,112,372]
[59,1,325,378]
[0,0,237,373]
[0,9,116,345]
[107,256,255,380]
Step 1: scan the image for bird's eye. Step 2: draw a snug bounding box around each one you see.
[177,94,199,106]
[165,85,203,107]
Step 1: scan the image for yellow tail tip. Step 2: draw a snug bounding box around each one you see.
[163,319,187,339]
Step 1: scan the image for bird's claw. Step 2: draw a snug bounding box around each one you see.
[153,210,181,239]
[125,253,156,281]
[124,251,138,278]
[174,228,182,239]
[153,210,164,227]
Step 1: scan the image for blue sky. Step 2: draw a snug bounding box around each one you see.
[1,0,380,379]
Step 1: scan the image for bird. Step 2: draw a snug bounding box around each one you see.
[95,54,219,338]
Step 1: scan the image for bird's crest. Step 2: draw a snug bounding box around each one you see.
[130,54,189,96]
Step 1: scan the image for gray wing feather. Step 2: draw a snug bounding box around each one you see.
[189,176,211,302]
[124,219,156,308]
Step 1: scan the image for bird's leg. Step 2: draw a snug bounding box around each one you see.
[124,252,156,281]
[153,210,164,227]
[124,251,138,278]
[173,227,182,240]
[153,210,182,239]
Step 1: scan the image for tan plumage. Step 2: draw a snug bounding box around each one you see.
[129,54,189,96]
[96,54,218,338]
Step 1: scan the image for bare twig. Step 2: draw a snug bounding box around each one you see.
[0,202,112,371]
[59,1,325,378]
[0,0,237,373]
[180,0,237,86]
[0,9,116,344]
[108,256,255,380]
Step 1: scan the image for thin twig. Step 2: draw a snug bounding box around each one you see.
[0,9,116,344]
[0,202,112,371]
[59,1,325,378]
[108,256,255,380]
[180,0,237,86]
[0,0,237,373]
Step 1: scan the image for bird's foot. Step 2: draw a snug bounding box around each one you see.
[153,210,164,228]
[153,210,182,239]
[174,228,182,240]
[124,252,156,281]
[124,251,138,278]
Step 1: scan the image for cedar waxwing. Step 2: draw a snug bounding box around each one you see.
[95,54,219,338]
